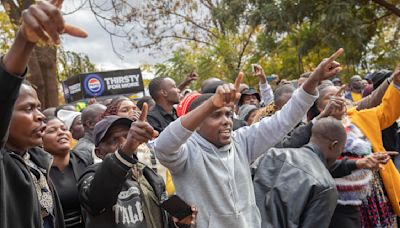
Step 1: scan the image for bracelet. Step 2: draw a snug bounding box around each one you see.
[115,150,135,168]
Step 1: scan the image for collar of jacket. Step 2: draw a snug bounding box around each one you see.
[9,147,54,175]
[83,132,94,144]
[153,104,177,117]
[30,147,54,175]
[304,143,328,168]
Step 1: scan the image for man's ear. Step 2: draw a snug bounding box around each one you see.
[87,120,95,130]
[329,140,339,151]
[160,89,168,97]
[94,148,103,160]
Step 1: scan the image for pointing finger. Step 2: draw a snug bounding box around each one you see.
[64,24,88,38]
[139,103,148,122]
[385,151,399,157]
[335,85,347,97]
[327,48,344,63]
[235,71,244,91]
[50,0,64,8]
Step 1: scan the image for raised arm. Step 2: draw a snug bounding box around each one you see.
[253,64,274,106]
[0,0,86,148]
[154,73,244,173]
[177,71,198,92]
[181,72,243,131]
[0,32,31,148]
[235,49,345,162]
[356,77,392,111]
[373,65,400,130]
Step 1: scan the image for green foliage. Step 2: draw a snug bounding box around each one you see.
[152,0,400,87]
[57,48,98,82]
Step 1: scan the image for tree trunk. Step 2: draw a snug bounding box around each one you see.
[1,0,59,108]
[27,46,59,108]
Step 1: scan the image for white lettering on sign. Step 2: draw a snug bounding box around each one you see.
[68,83,81,94]
[104,74,140,90]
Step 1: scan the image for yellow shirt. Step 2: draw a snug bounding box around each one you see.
[351,92,362,102]
[348,83,400,215]
[166,170,176,196]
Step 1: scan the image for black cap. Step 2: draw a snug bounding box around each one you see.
[94,115,133,146]
[370,70,392,90]
[201,80,225,94]
[239,88,260,106]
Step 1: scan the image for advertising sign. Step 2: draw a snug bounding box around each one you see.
[62,68,144,103]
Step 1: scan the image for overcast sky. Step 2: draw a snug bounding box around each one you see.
[62,2,167,71]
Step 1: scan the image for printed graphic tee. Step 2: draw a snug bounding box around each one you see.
[113,179,147,228]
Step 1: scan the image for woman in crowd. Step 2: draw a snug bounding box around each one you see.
[102,96,141,120]
[42,117,91,228]
[57,109,85,149]
[238,104,258,126]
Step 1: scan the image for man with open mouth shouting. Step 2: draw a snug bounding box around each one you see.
[153,48,344,228]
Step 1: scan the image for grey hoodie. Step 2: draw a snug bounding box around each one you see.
[154,87,318,228]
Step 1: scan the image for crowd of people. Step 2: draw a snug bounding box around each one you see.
[1,1,400,228]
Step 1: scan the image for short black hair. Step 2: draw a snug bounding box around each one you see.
[81,103,106,126]
[188,94,214,112]
[201,80,224,94]
[274,84,295,104]
[44,116,63,125]
[136,96,154,110]
[149,77,167,100]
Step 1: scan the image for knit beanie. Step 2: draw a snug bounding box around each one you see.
[176,92,201,117]
[57,109,81,130]
[238,104,258,121]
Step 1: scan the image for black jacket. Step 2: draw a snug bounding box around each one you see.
[275,121,358,178]
[147,105,177,133]
[70,150,92,179]
[0,64,65,228]
[254,145,338,228]
[78,152,168,228]
[72,132,95,165]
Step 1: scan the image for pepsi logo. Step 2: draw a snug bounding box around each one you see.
[88,78,102,93]
[84,74,105,97]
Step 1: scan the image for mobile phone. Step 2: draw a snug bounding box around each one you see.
[267,75,277,82]
[251,64,257,75]
[160,195,192,220]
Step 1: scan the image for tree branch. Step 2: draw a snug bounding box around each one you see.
[237,27,256,69]
[165,9,220,39]
[371,0,400,17]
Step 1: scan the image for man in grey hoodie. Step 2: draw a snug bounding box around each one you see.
[154,49,344,228]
